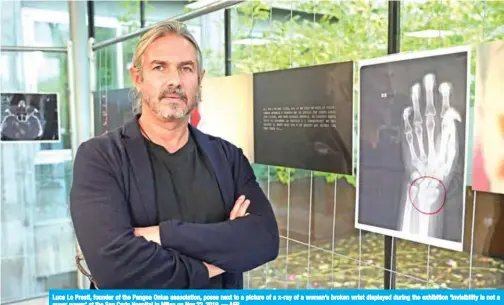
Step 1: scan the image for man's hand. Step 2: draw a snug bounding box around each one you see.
[229,195,250,220]
[203,262,225,278]
[134,226,161,245]
[400,73,462,236]
[134,226,226,279]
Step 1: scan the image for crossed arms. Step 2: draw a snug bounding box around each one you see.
[69,140,279,289]
[134,195,252,278]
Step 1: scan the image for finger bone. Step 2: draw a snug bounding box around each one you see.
[406,128,421,170]
[404,107,423,172]
[437,116,452,172]
[444,125,458,178]
[424,74,436,116]
[412,83,423,123]
[426,115,437,167]
[415,122,427,163]
[439,82,451,118]
[442,107,462,123]
[403,107,413,133]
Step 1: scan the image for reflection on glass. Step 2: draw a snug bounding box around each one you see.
[1,3,76,302]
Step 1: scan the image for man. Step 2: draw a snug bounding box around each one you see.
[69,20,279,289]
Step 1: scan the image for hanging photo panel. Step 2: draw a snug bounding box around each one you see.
[355,46,471,252]
[253,61,354,174]
[194,74,254,162]
[472,40,504,195]
[93,88,135,136]
[1,92,60,143]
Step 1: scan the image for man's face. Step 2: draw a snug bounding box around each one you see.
[131,33,204,121]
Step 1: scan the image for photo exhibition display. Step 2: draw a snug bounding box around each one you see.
[1,92,60,142]
[472,40,504,195]
[195,74,254,162]
[93,88,135,136]
[253,61,355,175]
[355,46,471,251]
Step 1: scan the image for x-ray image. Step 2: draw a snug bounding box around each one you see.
[1,93,60,142]
[355,46,470,252]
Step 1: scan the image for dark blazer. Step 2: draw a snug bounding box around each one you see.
[69,115,279,289]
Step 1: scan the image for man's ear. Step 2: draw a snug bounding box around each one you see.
[199,69,206,85]
[129,66,142,89]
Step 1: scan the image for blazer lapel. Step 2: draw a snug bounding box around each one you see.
[190,125,235,212]
[122,115,157,224]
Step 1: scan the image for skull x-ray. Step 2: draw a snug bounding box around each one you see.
[355,46,470,252]
[1,93,60,142]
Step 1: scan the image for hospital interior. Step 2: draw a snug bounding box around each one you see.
[1,0,504,304]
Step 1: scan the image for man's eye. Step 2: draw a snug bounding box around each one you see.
[182,66,193,72]
[154,66,164,71]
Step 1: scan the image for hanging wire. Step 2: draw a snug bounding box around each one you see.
[262,0,275,289]
[468,0,487,289]
[76,254,98,288]
[306,0,317,289]
[283,1,295,289]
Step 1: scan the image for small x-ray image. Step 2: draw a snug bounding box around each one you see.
[1,93,60,143]
[355,46,470,252]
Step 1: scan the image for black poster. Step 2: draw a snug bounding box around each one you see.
[93,88,135,136]
[253,61,354,174]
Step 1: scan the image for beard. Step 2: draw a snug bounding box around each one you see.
[143,86,201,120]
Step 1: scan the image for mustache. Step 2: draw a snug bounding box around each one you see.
[159,87,187,101]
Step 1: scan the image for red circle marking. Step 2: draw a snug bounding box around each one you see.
[407,176,447,215]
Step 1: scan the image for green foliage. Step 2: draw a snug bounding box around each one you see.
[252,164,356,187]
[227,0,503,187]
[401,0,504,107]
[105,0,504,187]
[313,171,356,186]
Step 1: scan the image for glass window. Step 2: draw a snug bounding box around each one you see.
[1,2,77,304]
[231,0,388,289]
[144,0,191,27]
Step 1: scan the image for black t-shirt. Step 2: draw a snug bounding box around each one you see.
[145,133,227,288]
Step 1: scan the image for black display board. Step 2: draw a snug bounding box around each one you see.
[253,61,354,174]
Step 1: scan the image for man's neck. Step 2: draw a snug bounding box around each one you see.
[138,110,190,153]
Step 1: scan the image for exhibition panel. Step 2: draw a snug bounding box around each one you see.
[2,1,504,303]
[197,74,254,162]
[1,92,60,142]
[93,88,135,136]
[472,40,504,195]
[356,46,471,252]
[253,62,354,175]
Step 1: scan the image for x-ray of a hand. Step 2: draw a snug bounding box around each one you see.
[400,73,462,237]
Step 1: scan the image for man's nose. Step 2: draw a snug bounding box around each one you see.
[165,67,181,87]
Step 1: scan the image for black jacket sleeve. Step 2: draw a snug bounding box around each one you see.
[70,139,210,289]
[158,145,280,273]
